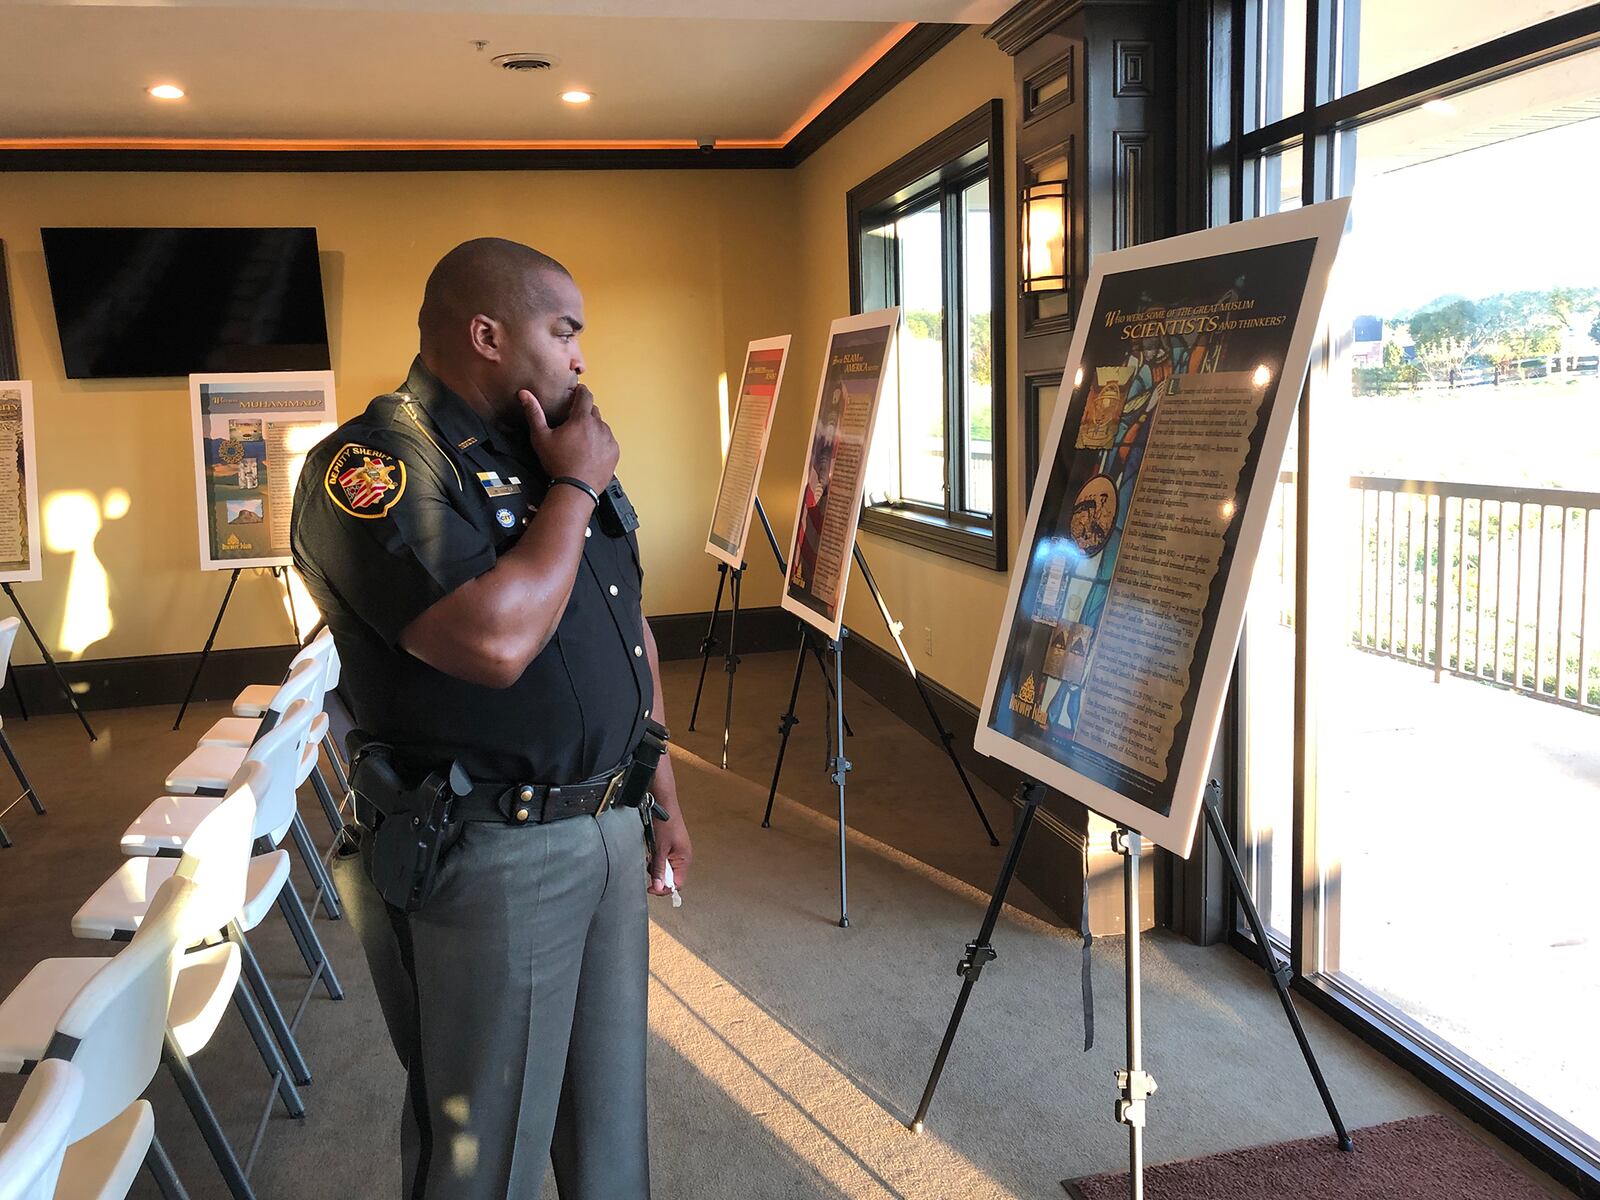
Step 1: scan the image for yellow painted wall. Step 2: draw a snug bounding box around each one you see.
[0,27,1015,701]
[780,28,1019,705]
[0,169,797,664]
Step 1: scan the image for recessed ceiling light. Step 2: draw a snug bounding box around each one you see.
[1422,98,1456,117]
[148,84,185,100]
[560,90,593,105]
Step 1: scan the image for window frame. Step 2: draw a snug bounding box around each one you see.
[1210,2,1600,1193]
[847,99,1008,571]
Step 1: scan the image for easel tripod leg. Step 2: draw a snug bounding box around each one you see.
[1202,783,1353,1150]
[720,566,743,770]
[830,634,851,929]
[761,631,810,828]
[2,582,97,742]
[911,781,1045,1131]
[1113,828,1154,1200]
[175,569,242,731]
[688,562,728,732]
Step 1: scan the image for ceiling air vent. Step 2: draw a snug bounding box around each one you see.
[492,52,559,73]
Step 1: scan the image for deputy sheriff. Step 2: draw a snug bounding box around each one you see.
[291,236,691,1200]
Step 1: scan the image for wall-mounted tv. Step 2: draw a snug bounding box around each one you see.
[41,227,331,379]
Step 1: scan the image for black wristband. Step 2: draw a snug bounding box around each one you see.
[550,476,601,507]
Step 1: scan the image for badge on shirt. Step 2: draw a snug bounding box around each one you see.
[495,507,516,528]
[476,470,522,498]
[326,444,406,518]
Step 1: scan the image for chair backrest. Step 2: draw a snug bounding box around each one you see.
[176,760,270,936]
[237,702,312,839]
[48,875,196,1139]
[0,1060,83,1200]
[0,617,21,689]
[261,657,324,728]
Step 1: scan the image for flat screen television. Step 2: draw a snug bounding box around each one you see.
[41,227,331,379]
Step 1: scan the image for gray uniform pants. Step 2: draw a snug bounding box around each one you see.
[337,804,651,1199]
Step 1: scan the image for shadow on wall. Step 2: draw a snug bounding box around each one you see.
[42,487,128,658]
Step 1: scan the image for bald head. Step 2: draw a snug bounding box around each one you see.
[418,237,571,355]
[416,237,588,427]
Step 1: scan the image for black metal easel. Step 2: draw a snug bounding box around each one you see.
[910,778,1351,1199]
[687,496,852,766]
[760,538,1002,927]
[3,582,97,741]
[174,567,299,731]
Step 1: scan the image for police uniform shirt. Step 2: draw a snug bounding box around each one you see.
[291,358,652,786]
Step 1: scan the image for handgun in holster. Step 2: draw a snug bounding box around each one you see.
[624,719,671,852]
[347,740,471,913]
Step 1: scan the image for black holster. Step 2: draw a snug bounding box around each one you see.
[347,738,470,913]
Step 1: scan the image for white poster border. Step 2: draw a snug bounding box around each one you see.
[0,380,42,585]
[974,199,1351,857]
[779,308,900,641]
[705,334,792,569]
[189,370,337,572]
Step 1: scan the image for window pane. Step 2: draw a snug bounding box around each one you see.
[1254,0,1306,130]
[1341,0,1593,95]
[896,201,946,508]
[1311,51,1600,1150]
[1255,143,1302,215]
[862,218,903,506]
[962,178,994,517]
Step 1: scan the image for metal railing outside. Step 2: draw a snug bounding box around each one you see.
[1349,476,1600,713]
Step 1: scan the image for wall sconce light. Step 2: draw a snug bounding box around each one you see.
[1021,180,1067,294]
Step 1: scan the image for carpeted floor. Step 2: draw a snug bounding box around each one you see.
[1067,1114,1555,1200]
[0,652,1576,1199]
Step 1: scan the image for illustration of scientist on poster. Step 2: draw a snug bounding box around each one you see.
[782,309,898,640]
[0,381,42,583]
[976,201,1349,855]
[189,371,336,571]
[706,335,791,568]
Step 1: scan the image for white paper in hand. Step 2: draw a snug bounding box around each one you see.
[661,858,682,908]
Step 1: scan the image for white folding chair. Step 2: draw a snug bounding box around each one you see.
[157,657,344,923]
[0,1060,81,1200]
[211,629,351,838]
[118,695,344,1005]
[0,617,45,851]
[0,772,274,1200]
[74,706,322,1111]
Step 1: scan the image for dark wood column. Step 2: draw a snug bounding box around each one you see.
[985,0,1177,935]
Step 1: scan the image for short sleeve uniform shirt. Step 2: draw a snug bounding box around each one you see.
[291,358,652,785]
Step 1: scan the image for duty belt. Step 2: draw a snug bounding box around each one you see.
[451,761,633,826]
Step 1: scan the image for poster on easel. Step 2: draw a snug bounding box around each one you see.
[781,308,899,640]
[189,371,336,571]
[706,335,791,568]
[0,381,41,584]
[976,200,1350,856]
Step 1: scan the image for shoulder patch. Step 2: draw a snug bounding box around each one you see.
[325,443,406,518]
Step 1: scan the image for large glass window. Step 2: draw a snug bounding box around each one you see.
[1230,3,1600,1188]
[848,101,1008,570]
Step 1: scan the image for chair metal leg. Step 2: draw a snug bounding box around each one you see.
[278,878,344,1001]
[229,975,307,1116]
[144,1134,193,1200]
[309,763,345,839]
[289,812,342,920]
[228,922,313,1088]
[162,1031,258,1200]
[0,820,10,849]
[0,729,42,815]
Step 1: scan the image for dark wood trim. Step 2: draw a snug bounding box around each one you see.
[0,604,794,718]
[786,24,967,165]
[858,506,1003,569]
[0,146,792,174]
[0,241,17,379]
[0,643,299,717]
[987,0,1077,57]
[646,604,796,662]
[0,23,968,174]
